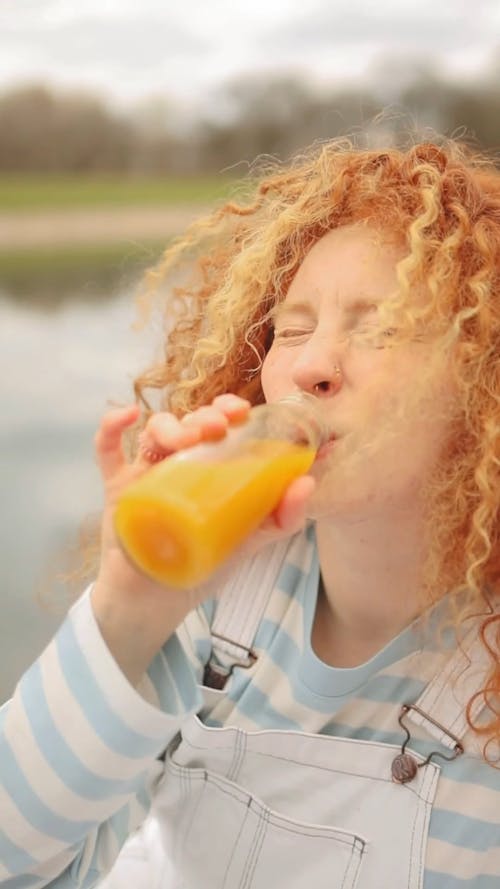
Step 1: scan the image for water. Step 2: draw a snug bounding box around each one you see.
[0,275,159,702]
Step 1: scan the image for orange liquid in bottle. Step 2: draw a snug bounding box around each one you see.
[114,438,315,589]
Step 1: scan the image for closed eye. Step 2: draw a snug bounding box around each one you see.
[351,325,399,348]
[273,327,312,340]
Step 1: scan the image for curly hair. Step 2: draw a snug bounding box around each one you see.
[129,138,500,758]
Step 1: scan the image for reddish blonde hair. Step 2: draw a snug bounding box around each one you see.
[135,139,500,757]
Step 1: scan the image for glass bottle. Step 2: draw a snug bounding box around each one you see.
[114,393,329,589]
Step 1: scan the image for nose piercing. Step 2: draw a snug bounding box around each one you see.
[314,365,342,392]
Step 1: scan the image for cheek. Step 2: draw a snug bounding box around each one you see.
[260,349,287,401]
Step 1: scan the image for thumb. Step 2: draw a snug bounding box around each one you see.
[272,474,316,534]
[235,474,316,561]
[95,404,140,481]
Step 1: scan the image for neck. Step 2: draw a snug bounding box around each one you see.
[314,507,430,667]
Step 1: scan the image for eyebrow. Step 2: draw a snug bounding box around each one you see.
[270,301,314,323]
[270,297,379,323]
[344,298,379,316]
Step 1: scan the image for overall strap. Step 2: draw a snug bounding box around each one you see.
[409,619,492,748]
[203,538,292,688]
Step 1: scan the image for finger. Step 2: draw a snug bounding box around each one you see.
[271,475,316,533]
[138,412,202,464]
[95,404,140,480]
[227,475,316,567]
[139,399,251,463]
[181,405,231,441]
[211,394,251,422]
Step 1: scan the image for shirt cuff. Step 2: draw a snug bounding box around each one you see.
[65,586,202,752]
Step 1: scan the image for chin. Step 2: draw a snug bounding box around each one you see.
[305,485,349,522]
[306,461,379,523]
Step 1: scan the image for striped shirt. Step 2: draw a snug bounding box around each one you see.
[1,526,499,888]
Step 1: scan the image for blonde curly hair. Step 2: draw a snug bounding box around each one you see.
[130,138,499,757]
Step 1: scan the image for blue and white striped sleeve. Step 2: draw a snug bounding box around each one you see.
[0,587,203,889]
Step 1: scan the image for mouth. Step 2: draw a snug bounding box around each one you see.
[315,435,337,460]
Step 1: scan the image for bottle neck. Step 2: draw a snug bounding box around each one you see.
[250,394,330,450]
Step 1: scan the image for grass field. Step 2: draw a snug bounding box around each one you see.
[0,174,246,301]
[0,174,242,211]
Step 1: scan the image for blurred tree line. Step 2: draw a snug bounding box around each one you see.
[1,62,500,176]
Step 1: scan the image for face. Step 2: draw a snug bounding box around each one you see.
[260,225,458,521]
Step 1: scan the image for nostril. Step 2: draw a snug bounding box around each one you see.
[314,381,331,392]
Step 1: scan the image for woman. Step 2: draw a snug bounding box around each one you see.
[1,139,499,888]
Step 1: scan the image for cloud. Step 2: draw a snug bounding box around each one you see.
[0,0,62,21]
[261,0,500,53]
[0,0,498,104]
[1,12,210,72]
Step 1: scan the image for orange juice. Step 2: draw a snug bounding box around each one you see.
[114,438,315,589]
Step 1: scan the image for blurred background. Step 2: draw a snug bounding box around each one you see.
[2,0,500,701]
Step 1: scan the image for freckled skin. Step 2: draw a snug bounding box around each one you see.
[261,225,456,523]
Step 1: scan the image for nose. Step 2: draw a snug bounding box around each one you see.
[290,333,344,398]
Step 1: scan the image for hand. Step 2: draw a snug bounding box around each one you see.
[91,395,316,683]
[134,395,317,568]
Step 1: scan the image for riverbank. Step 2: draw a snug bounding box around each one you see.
[0,204,211,249]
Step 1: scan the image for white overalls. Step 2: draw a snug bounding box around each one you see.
[100,546,489,889]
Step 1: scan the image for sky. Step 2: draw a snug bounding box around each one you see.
[1,0,499,115]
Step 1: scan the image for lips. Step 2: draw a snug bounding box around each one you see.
[316,436,337,460]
